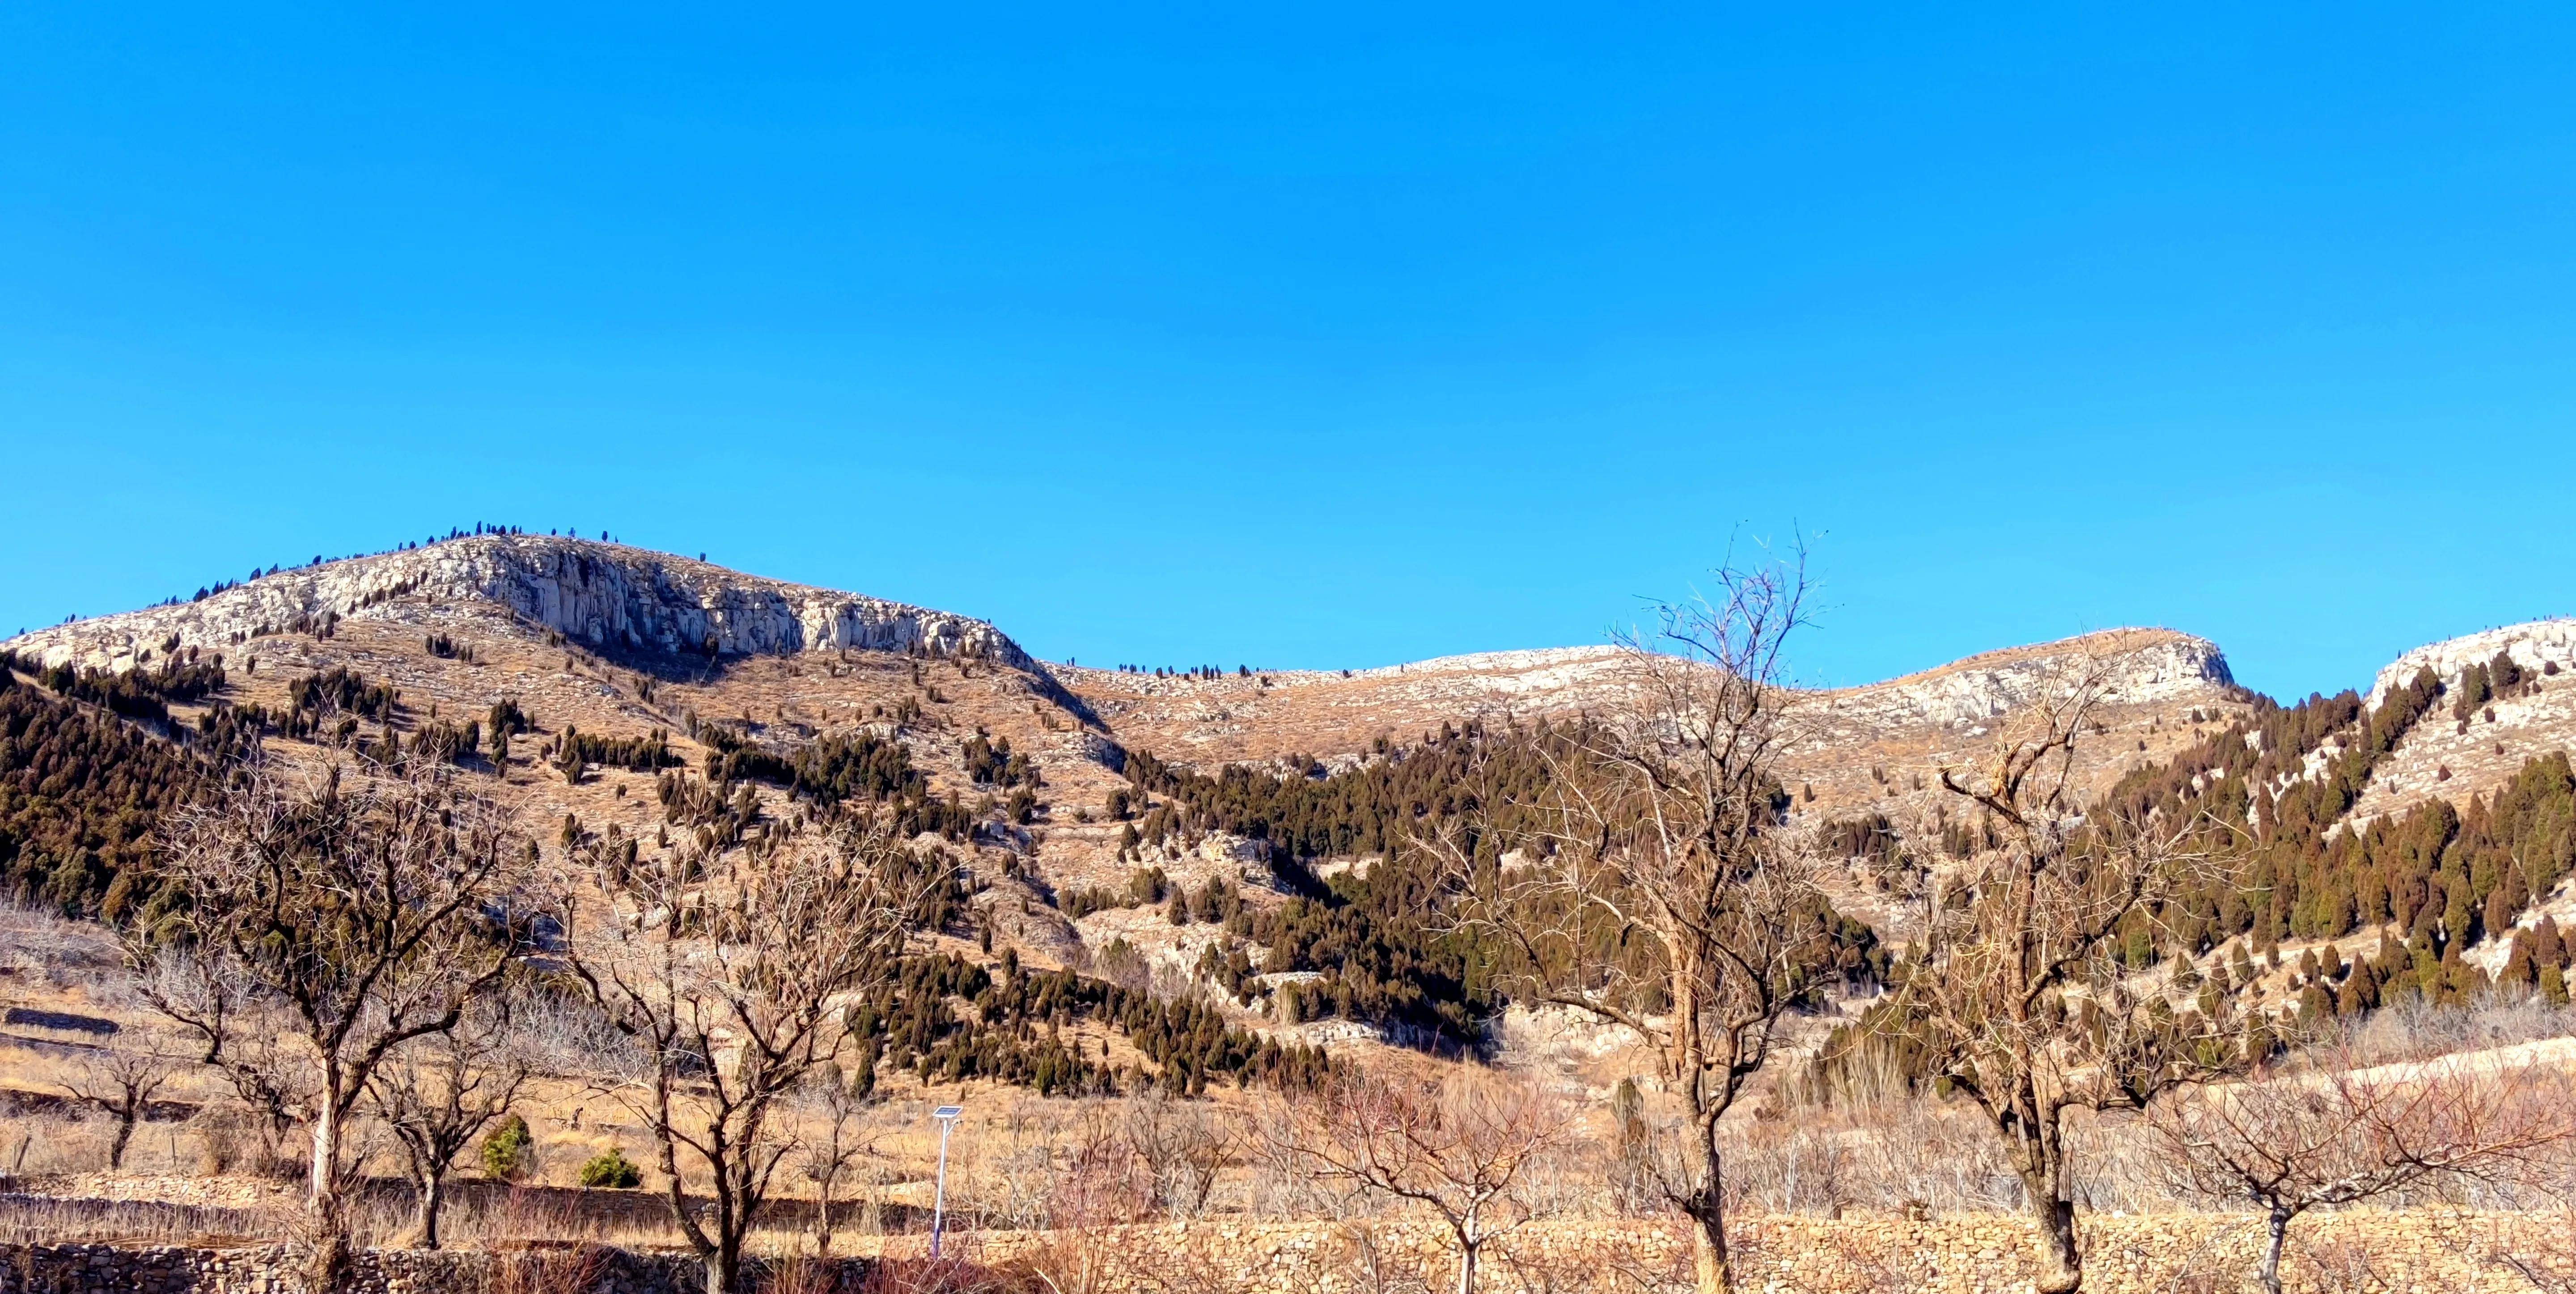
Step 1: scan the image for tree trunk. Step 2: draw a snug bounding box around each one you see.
[2002,1108,2081,1294]
[1681,1111,1733,1294]
[1689,1217,1731,1294]
[309,1099,342,1205]
[2258,1207,2291,1294]
[108,1111,136,1171]
[2024,1185,2080,1294]
[1457,1239,1479,1294]
[302,1095,353,1294]
[813,1186,835,1258]
[704,1217,742,1294]
[1683,1148,1733,1294]
[417,1169,447,1251]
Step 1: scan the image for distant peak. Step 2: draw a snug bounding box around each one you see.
[5,534,1028,673]
[2368,618,2576,706]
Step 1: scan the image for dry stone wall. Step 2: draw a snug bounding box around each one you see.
[0,1243,754,1294]
[4,1212,2564,1294]
[904,1212,2559,1294]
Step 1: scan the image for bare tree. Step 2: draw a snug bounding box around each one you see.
[793,1060,876,1256]
[364,993,536,1249]
[130,758,534,1255]
[2153,1049,2572,1294]
[61,1041,179,1170]
[1267,1069,1570,1294]
[556,810,940,1294]
[137,947,312,1163]
[1124,1088,1231,1219]
[1442,550,1833,1294]
[1886,660,2238,1294]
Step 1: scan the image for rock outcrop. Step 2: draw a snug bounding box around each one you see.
[2367,617,2576,706]
[1066,629,2244,809]
[2349,617,2576,820]
[1811,627,2236,732]
[4,536,1030,672]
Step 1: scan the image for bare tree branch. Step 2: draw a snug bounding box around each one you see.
[1431,544,1838,1294]
[1884,654,2243,1294]
[128,754,535,1271]
[555,805,941,1294]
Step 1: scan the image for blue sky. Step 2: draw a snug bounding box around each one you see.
[4,5,2572,701]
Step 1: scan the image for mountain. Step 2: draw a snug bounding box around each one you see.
[13,535,1026,669]
[4,536,2248,896]
[2349,619,2576,824]
[1063,627,2246,821]
[9,534,2573,1071]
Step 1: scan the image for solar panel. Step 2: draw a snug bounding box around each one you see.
[933,1105,963,1119]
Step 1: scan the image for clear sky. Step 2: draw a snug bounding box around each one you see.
[4,5,2572,702]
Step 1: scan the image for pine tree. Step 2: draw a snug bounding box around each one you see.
[2501,932,2539,989]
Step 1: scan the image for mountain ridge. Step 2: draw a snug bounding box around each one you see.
[27,536,2576,875]
[8,534,2576,1070]
[8,534,1031,674]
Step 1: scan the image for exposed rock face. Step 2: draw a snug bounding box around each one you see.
[2349,617,2576,820]
[4,536,1030,672]
[1812,628,2237,732]
[1776,629,2243,828]
[2367,618,2576,706]
[1068,629,2241,795]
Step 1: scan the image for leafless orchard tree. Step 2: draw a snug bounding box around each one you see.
[1441,550,1834,1294]
[130,758,535,1259]
[1886,660,2240,1294]
[1266,1070,1571,1294]
[61,1040,179,1170]
[1124,1088,1231,1219]
[2153,1049,2573,1294]
[364,992,538,1249]
[138,946,316,1173]
[556,810,941,1294]
[793,1060,877,1256]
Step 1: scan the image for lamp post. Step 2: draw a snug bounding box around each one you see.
[930,1104,963,1258]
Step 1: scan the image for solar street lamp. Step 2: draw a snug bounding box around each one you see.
[931,1104,963,1258]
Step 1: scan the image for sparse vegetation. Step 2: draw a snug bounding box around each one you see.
[17,540,2576,1294]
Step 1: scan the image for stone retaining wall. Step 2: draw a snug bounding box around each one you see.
[0,1243,790,1294]
[875,1212,2571,1294]
[7,1213,2571,1294]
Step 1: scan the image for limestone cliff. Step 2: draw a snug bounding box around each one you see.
[2365,617,2576,706]
[1810,628,2236,733]
[4,535,1030,672]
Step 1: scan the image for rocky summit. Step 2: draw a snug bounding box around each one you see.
[10,534,1026,672]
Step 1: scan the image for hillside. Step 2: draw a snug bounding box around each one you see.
[11,534,2576,1073]
[1064,626,2247,831]
[4,537,2246,903]
[2349,619,2576,823]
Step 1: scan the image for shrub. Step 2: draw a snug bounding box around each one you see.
[482,1114,533,1181]
[579,1147,643,1189]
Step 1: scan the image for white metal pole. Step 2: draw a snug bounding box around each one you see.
[931,1116,953,1258]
